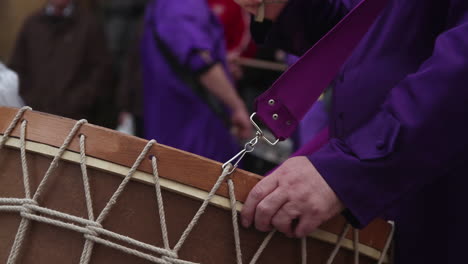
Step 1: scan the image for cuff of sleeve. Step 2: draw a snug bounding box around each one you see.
[307,140,379,228]
[187,50,217,75]
[307,111,403,228]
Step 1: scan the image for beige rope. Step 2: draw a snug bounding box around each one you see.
[0,106,31,150]
[0,107,393,264]
[20,121,31,199]
[7,118,87,264]
[152,156,171,250]
[228,179,243,264]
[249,230,276,264]
[377,221,395,264]
[354,228,360,264]
[173,165,232,253]
[326,224,351,264]
[78,134,96,264]
[96,139,155,223]
[33,119,88,202]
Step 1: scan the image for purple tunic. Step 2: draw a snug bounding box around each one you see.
[141,0,239,162]
[254,0,468,262]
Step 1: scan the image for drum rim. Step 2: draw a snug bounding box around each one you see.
[0,106,392,259]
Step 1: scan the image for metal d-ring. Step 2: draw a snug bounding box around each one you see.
[249,113,280,146]
[222,113,280,175]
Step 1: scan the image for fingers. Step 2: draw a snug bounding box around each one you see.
[294,213,320,238]
[241,173,279,228]
[271,204,296,237]
[254,188,288,232]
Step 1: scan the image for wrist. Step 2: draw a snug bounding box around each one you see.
[229,99,247,114]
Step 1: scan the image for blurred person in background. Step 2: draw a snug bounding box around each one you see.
[141,0,253,162]
[0,62,24,108]
[207,0,251,80]
[9,0,115,127]
[115,21,144,137]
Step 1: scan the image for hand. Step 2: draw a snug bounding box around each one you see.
[234,0,263,16]
[241,156,344,238]
[118,111,132,125]
[231,107,254,140]
[234,0,288,21]
[227,54,244,80]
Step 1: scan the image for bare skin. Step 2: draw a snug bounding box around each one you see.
[199,63,253,140]
[241,156,344,238]
[234,0,288,21]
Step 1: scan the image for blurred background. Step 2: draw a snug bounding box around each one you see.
[0,0,328,175]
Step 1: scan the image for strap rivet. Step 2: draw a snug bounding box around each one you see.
[268,99,275,106]
[286,120,291,126]
[272,114,279,120]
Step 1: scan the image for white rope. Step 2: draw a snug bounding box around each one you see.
[0,106,31,150]
[152,156,171,250]
[249,230,276,264]
[96,140,155,223]
[173,165,232,253]
[78,134,96,264]
[83,234,184,264]
[0,107,394,264]
[326,224,351,264]
[377,221,395,264]
[20,121,31,199]
[228,179,243,264]
[354,228,360,264]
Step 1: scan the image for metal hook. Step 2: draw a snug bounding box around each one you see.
[250,113,280,146]
[222,134,260,174]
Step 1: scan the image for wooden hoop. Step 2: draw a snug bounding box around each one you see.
[0,107,391,261]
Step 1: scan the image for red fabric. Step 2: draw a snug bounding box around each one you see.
[207,0,251,54]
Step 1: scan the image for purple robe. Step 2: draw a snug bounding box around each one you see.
[141,0,239,162]
[253,0,468,262]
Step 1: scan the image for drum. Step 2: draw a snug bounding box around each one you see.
[0,106,394,264]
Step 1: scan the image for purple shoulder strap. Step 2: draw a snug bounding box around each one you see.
[254,0,389,141]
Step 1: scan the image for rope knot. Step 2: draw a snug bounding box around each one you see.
[162,254,178,264]
[85,224,102,237]
[84,229,98,238]
[20,199,38,214]
[22,199,37,205]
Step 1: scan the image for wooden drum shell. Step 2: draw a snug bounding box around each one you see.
[0,107,392,263]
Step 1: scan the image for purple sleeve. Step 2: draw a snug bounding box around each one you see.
[251,0,350,56]
[309,11,468,227]
[154,0,218,72]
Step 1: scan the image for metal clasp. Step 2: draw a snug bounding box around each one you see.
[222,112,281,175]
[222,135,259,174]
[249,113,280,146]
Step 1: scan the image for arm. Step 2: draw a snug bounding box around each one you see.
[155,0,253,139]
[200,63,252,139]
[309,4,468,227]
[199,64,245,113]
